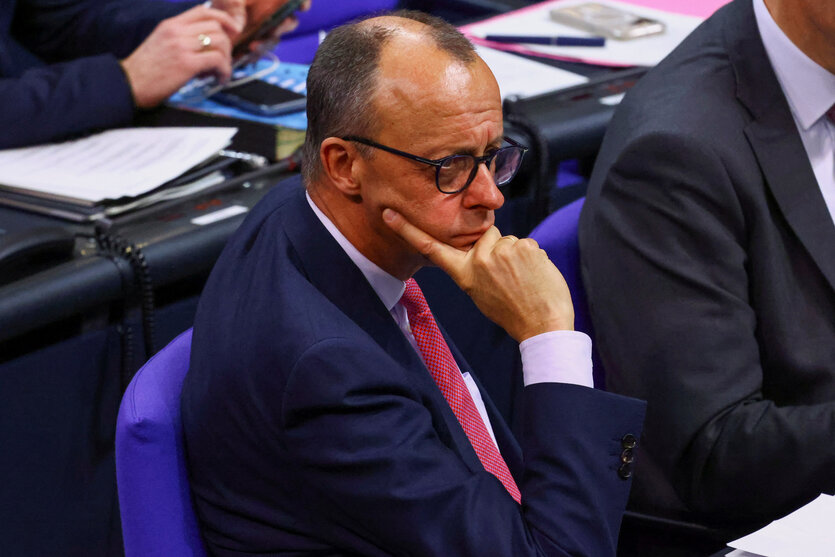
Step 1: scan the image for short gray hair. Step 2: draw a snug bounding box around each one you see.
[301,10,476,186]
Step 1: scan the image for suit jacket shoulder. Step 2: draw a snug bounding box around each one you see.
[579,0,835,526]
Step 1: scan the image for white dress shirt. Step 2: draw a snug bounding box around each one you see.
[306,192,594,451]
[754,0,835,224]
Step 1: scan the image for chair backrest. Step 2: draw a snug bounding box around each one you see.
[272,0,400,63]
[115,328,207,557]
[530,197,605,388]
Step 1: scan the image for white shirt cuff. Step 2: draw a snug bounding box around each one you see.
[519,330,594,388]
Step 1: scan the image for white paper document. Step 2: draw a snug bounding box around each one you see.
[0,127,237,204]
[727,494,835,556]
[462,0,705,67]
[475,45,588,99]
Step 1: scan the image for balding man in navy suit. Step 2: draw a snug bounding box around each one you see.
[183,10,645,556]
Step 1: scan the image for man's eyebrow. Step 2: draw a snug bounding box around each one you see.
[435,138,504,158]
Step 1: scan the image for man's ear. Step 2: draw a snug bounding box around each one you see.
[320,137,362,196]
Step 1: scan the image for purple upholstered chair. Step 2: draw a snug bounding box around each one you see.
[115,328,206,557]
[530,197,605,388]
[274,0,400,63]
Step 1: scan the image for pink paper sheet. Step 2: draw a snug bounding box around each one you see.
[460,0,732,67]
[625,0,730,18]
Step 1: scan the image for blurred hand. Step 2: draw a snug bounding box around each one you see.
[383,209,575,342]
[208,0,247,30]
[240,0,310,34]
[231,0,312,61]
[204,0,312,35]
[121,5,242,108]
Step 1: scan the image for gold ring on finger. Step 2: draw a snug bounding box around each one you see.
[197,33,212,52]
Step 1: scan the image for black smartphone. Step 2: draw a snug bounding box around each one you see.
[232,0,306,60]
[212,80,306,116]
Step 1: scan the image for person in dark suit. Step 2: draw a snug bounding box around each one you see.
[182,10,645,556]
[0,0,302,149]
[580,0,835,533]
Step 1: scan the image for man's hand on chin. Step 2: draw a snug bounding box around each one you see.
[383,208,575,342]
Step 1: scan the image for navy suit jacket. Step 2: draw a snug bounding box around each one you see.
[580,0,835,528]
[0,0,193,148]
[182,177,646,556]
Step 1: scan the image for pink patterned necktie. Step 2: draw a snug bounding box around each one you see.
[400,278,521,503]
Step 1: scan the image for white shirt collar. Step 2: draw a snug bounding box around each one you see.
[753,0,835,131]
[305,191,405,312]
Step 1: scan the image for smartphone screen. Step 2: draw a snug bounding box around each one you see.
[212,81,307,116]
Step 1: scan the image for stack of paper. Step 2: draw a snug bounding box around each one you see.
[0,127,237,205]
[727,494,835,556]
[475,45,588,99]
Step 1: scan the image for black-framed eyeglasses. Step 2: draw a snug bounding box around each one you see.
[341,135,528,194]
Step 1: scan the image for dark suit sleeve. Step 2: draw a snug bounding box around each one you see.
[279,337,645,557]
[581,132,835,520]
[0,56,134,148]
[0,0,197,148]
[13,0,195,61]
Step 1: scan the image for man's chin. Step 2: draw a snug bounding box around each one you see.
[449,233,485,250]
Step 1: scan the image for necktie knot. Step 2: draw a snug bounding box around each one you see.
[401,278,430,319]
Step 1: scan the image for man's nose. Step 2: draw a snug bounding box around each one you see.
[463,163,504,210]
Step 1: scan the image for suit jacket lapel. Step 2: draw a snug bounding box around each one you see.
[728,0,835,293]
[282,186,484,474]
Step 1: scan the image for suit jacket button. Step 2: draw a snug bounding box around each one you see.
[618,461,633,480]
[621,448,634,464]
[621,434,637,449]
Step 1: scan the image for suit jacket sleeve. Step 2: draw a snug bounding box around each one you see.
[581,131,835,520]
[0,0,197,148]
[13,0,195,61]
[279,336,645,557]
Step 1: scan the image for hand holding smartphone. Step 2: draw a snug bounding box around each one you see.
[232,0,307,61]
[208,1,308,115]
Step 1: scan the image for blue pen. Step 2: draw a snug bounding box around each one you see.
[484,34,606,47]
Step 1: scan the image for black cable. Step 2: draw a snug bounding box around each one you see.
[95,226,156,365]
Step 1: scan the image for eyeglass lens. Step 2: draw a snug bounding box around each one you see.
[437,146,523,193]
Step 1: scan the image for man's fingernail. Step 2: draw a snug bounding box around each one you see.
[382,208,396,222]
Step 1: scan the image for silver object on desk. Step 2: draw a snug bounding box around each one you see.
[549,3,666,40]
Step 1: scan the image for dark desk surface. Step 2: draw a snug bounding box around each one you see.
[0,163,296,346]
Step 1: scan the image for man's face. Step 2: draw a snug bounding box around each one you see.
[354,36,505,262]
[766,0,835,73]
